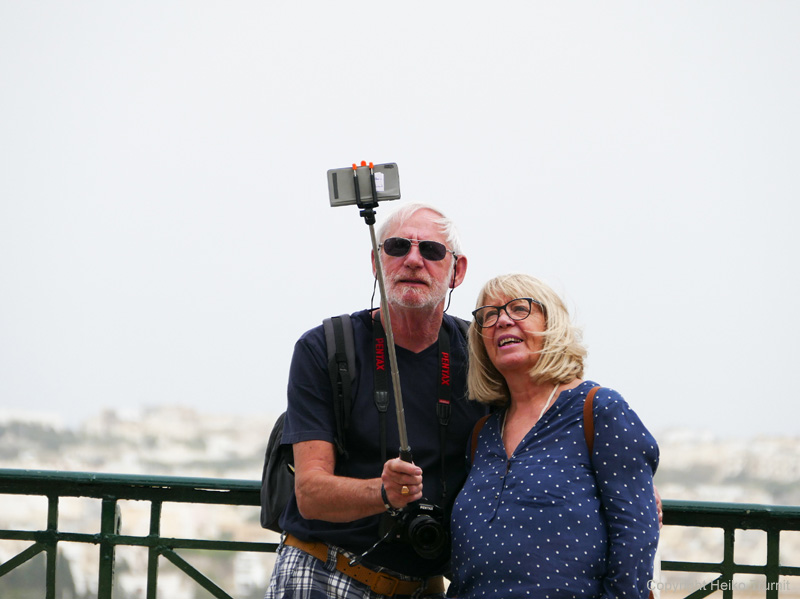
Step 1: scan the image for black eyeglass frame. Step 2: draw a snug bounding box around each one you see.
[471,297,544,328]
[379,237,456,262]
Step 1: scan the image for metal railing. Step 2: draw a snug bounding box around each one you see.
[661,500,800,598]
[0,468,277,599]
[1,468,800,598]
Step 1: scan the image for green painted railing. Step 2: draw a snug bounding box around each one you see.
[1,468,799,598]
[0,468,277,599]
[661,500,800,598]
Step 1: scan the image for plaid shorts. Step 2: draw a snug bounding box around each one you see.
[264,541,446,599]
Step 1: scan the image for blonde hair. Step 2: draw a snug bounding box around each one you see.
[468,273,586,406]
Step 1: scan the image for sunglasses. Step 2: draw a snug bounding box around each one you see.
[380,237,455,262]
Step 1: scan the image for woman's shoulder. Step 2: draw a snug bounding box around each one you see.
[584,383,628,409]
[570,381,641,427]
[559,380,625,408]
[584,383,656,445]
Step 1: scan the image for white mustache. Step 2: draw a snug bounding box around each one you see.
[390,273,431,287]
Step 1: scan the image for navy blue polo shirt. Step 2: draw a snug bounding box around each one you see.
[280,310,487,576]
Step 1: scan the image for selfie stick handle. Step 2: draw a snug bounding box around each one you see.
[354,163,412,463]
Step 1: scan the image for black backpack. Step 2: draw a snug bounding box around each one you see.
[259,314,469,533]
[260,314,356,532]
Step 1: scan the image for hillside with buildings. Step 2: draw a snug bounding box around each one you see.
[1,407,798,598]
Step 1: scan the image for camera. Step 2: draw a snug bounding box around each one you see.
[378,500,449,560]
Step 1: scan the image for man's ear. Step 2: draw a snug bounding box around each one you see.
[451,255,468,289]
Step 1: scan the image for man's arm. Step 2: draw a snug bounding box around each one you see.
[294,440,424,522]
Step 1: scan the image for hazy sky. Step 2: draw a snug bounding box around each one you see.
[1,2,798,437]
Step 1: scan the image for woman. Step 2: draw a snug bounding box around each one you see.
[448,274,659,598]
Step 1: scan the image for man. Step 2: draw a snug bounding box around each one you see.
[265,203,486,599]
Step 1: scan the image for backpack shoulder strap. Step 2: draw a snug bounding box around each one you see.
[583,385,602,456]
[453,316,470,339]
[323,314,356,457]
[324,314,356,379]
[469,413,492,463]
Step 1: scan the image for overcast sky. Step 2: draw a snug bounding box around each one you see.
[1,2,798,438]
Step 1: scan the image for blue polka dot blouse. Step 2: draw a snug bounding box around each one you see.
[448,381,659,598]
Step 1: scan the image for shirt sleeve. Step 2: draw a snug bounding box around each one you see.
[591,388,660,599]
[281,329,337,446]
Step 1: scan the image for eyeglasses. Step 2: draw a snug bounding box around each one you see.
[472,297,543,328]
[380,237,455,262]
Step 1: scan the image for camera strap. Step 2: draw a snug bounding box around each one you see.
[436,325,452,504]
[372,318,391,464]
[372,317,452,501]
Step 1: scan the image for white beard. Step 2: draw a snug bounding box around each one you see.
[385,270,452,310]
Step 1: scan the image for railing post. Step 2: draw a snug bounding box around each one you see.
[721,527,735,599]
[98,497,120,599]
[147,500,162,599]
[766,528,781,599]
[45,495,59,599]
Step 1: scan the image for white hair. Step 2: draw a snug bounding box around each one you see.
[377,203,463,256]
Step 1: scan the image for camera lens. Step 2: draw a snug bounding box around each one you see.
[407,514,447,560]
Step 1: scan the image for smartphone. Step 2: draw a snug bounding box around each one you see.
[327,163,401,207]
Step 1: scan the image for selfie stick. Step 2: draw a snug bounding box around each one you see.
[353,162,413,463]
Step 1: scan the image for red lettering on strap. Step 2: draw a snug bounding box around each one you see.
[376,337,386,371]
